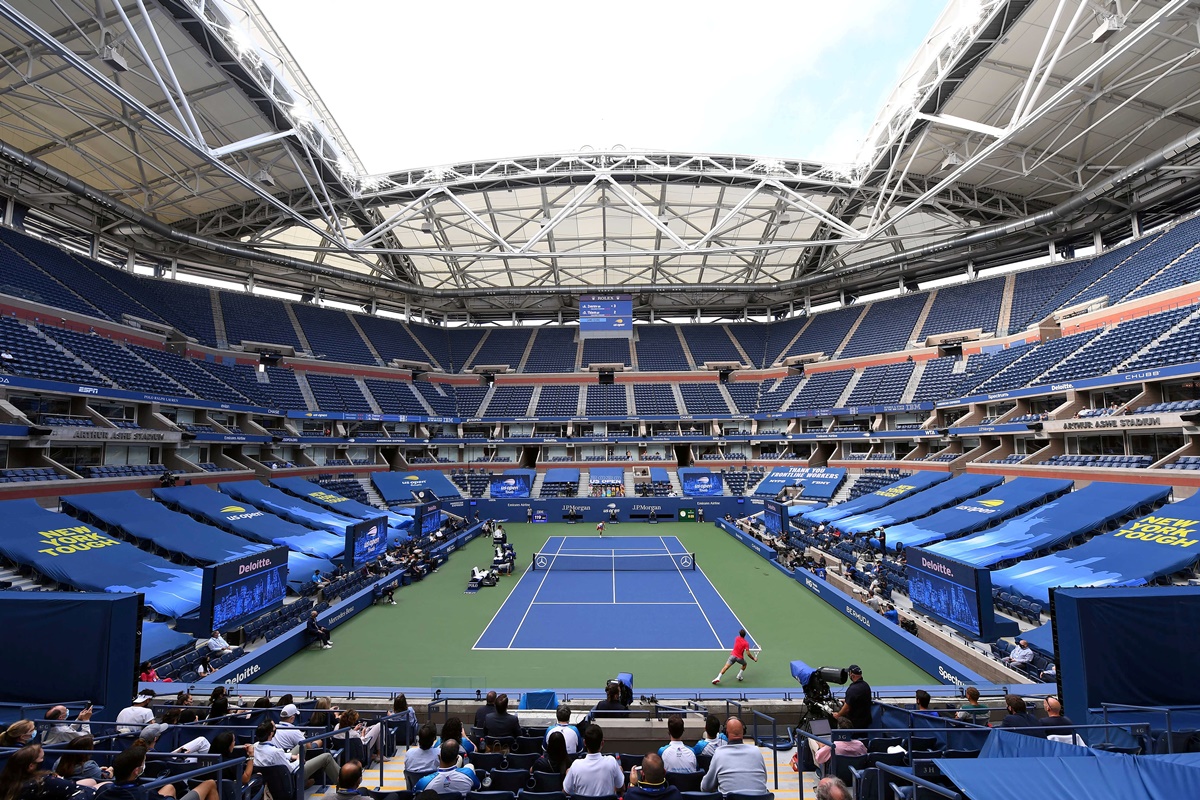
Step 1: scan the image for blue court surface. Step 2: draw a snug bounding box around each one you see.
[474,535,754,651]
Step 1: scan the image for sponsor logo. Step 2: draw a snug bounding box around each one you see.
[845,605,872,628]
[405,476,421,481]
[78,386,100,394]
[239,559,273,575]
[803,577,820,593]
[328,606,355,626]
[225,664,260,685]
[937,666,965,686]
[0,377,9,384]
[920,556,955,576]
[1050,383,1074,391]
[221,505,246,513]
[979,499,1004,508]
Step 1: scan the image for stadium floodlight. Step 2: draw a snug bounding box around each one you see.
[1092,15,1124,44]
[253,168,276,187]
[939,151,963,171]
[101,45,128,72]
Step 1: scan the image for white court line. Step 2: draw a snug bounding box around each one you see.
[474,646,732,652]
[664,534,724,648]
[530,601,698,605]
[472,557,536,649]
[505,536,566,649]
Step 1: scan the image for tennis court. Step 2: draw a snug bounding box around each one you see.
[475,535,754,650]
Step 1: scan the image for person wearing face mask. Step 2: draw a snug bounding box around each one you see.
[0,721,36,749]
[93,746,219,800]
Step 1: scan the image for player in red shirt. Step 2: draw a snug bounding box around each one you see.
[596,520,604,538]
[712,628,760,684]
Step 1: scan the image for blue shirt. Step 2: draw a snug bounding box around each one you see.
[883,609,899,624]
[414,767,479,795]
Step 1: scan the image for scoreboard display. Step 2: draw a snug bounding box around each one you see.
[201,546,289,632]
[579,294,633,338]
[905,547,997,640]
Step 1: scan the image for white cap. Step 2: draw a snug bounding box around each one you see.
[281,704,299,718]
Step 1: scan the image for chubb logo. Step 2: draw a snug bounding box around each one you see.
[979,500,1004,508]
[221,505,246,513]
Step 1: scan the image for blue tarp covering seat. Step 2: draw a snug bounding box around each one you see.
[754,467,847,500]
[141,621,194,662]
[589,467,625,484]
[372,470,462,503]
[801,471,951,526]
[153,485,345,560]
[885,477,1074,553]
[271,477,412,528]
[994,493,1200,603]
[937,754,1200,800]
[1023,622,1055,657]
[649,467,670,483]
[835,473,1004,535]
[61,491,331,589]
[925,482,1169,568]
[543,468,581,484]
[0,499,201,617]
[219,480,361,535]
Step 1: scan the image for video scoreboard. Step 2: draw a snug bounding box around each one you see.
[579,294,633,339]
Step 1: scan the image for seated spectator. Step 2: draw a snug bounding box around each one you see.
[328,710,384,764]
[413,742,478,795]
[335,760,400,800]
[482,694,521,743]
[473,693,496,731]
[626,753,681,800]
[194,658,212,680]
[306,611,332,649]
[657,715,696,773]
[999,695,1045,738]
[591,683,628,717]
[42,706,93,746]
[1039,662,1058,682]
[882,604,899,625]
[814,776,853,800]
[533,731,571,779]
[436,718,473,761]
[115,693,156,735]
[404,725,440,774]
[563,725,623,797]
[138,663,163,683]
[1002,640,1034,669]
[96,745,219,800]
[272,704,308,752]
[1038,697,1075,735]
[691,714,726,757]
[0,721,36,750]
[250,720,340,785]
[543,705,581,753]
[914,690,936,716]
[813,720,866,774]
[955,687,989,724]
[391,696,420,749]
[206,630,232,655]
[207,733,253,790]
[700,718,768,796]
[54,735,111,783]
[0,744,95,800]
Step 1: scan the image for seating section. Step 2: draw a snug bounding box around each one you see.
[468,329,533,370]
[584,384,628,416]
[841,294,926,357]
[80,463,167,479]
[634,326,689,370]
[534,385,579,416]
[412,382,456,416]
[726,381,761,413]
[1126,238,1200,301]
[1128,310,1200,370]
[757,375,803,414]
[485,386,534,417]
[305,374,373,413]
[911,357,957,403]
[0,233,103,319]
[127,345,249,405]
[1007,261,1087,332]
[679,324,744,365]
[1073,216,1200,307]
[523,328,578,373]
[221,292,303,350]
[364,380,427,415]
[291,304,376,365]
[844,362,914,406]
[581,337,631,367]
[1044,454,1154,469]
[455,387,489,417]
[354,315,436,368]
[41,327,183,395]
[791,369,854,411]
[632,384,678,415]
[919,277,1005,339]
[0,467,66,483]
[679,383,729,415]
[728,322,770,368]
[136,279,219,346]
[0,317,98,384]
[1025,238,1148,324]
[971,329,1102,395]
[1039,306,1194,384]
[780,306,861,361]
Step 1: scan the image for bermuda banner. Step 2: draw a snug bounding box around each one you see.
[678,467,723,497]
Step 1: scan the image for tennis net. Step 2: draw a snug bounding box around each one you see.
[530,551,696,571]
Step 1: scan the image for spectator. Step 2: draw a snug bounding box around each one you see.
[306,611,332,649]
[626,753,681,800]
[115,692,156,734]
[813,719,867,775]
[1,744,95,800]
[273,704,308,752]
[206,630,232,655]
[413,742,479,795]
[657,715,696,773]
[308,697,335,730]
[473,692,496,731]
[138,662,163,683]
[134,723,169,752]
[691,715,726,757]
[175,691,193,708]
[882,604,899,625]
[563,725,623,797]
[533,731,571,779]
[404,724,440,774]
[832,665,872,731]
[955,687,990,724]
[482,694,521,742]
[205,732,253,790]
[335,760,399,800]
[42,706,93,746]
[699,718,767,796]
[1039,662,1058,682]
[1003,640,1034,669]
[250,720,340,785]
[1038,697,1075,736]
[54,735,111,783]
[591,683,628,717]
[391,695,420,748]
[814,776,853,800]
[437,718,474,760]
[96,745,219,800]
[195,657,212,680]
[543,705,580,753]
[914,690,936,716]
[999,695,1045,738]
[329,710,384,764]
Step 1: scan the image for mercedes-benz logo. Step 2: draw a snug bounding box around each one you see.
[680,555,693,568]
[535,555,548,568]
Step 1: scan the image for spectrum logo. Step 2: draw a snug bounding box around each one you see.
[220,505,246,513]
[979,500,1004,507]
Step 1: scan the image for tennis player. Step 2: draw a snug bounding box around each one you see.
[712,629,759,684]
[595,520,605,538]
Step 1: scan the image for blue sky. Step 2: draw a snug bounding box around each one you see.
[254,0,947,173]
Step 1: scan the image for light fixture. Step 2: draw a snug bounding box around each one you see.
[779,213,794,226]
[939,151,963,171]
[420,220,433,234]
[101,45,128,72]
[252,168,276,187]
[1091,15,1124,44]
